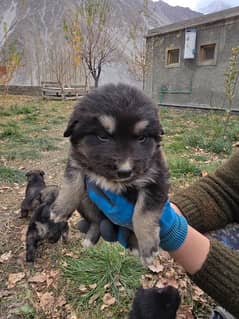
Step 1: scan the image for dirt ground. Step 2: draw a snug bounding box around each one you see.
[0,96,216,319]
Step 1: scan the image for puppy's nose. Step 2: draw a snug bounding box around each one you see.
[117,169,132,179]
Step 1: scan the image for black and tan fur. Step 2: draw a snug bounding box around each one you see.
[20,170,46,218]
[129,286,181,319]
[26,185,69,262]
[50,83,169,264]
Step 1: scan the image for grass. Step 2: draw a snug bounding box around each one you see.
[0,97,71,163]
[0,149,42,160]
[62,242,145,317]
[0,166,25,184]
[0,96,238,318]
[0,121,22,138]
[168,157,202,179]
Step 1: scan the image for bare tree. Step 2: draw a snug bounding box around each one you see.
[0,40,23,94]
[223,46,239,135]
[47,46,72,88]
[64,0,120,88]
[125,0,152,88]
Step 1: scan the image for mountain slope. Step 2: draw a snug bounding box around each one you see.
[0,0,200,85]
[198,0,231,14]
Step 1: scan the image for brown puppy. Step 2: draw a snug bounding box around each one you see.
[50,83,169,264]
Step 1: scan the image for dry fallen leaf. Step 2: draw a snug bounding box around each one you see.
[102,293,116,306]
[177,305,194,319]
[79,284,87,293]
[56,296,67,308]
[104,283,110,290]
[8,272,25,288]
[20,225,28,242]
[29,273,47,283]
[148,262,164,273]
[100,304,109,311]
[0,251,12,263]
[193,286,204,296]
[38,292,55,311]
[201,170,208,177]
[49,270,59,278]
[89,283,97,289]
[89,293,100,305]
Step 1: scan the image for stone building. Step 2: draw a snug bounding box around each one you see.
[145,6,239,110]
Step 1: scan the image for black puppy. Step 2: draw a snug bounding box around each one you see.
[20,170,46,218]
[51,83,169,265]
[26,185,69,262]
[129,286,181,319]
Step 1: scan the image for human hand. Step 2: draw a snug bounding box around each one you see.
[86,179,188,251]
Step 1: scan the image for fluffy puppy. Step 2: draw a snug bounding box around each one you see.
[26,185,69,262]
[51,83,169,264]
[20,170,46,218]
[129,286,181,319]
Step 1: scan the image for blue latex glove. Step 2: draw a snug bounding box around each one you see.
[86,179,188,251]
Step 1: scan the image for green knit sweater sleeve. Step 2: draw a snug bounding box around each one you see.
[172,150,239,233]
[190,239,239,317]
[171,150,239,317]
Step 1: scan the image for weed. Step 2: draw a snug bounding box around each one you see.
[62,242,145,316]
[10,104,35,115]
[168,157,202,178]
[0,149,42,160]
[0,166,25,184]
[29,137,60,151]
[21,114,38,124]
[183,133,205,149]
[205,137,232,154]
[0,122,22,138]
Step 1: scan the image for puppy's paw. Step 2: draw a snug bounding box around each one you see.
[20,209,29,218]
[137,227,160,265]
[82,238,94,248]
[129,248,140,257]
[26,252,35,263]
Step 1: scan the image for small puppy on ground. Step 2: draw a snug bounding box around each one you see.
[20,170,46,218]
[129,286,181,319]
[50,83,169,264]
[25,184,69,262]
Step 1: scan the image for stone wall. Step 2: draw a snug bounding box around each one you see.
[146,16,239,110]
[0,86,42,96]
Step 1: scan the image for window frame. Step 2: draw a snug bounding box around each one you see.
[198,42,217,66]
[165,47,181,68]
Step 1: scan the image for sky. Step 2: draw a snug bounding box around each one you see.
[152,0,239,11]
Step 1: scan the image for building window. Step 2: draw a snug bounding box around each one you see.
[199,43,217,65]
[166,48,180,67]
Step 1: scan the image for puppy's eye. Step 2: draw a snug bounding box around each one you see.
[97,135,110,142]
[137,136,147,143]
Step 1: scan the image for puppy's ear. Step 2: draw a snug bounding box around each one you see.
[159,124,164,136]
[40,170,45,177]
[26,171,32,177]
[64,120,78,137]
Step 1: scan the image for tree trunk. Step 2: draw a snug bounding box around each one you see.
[94,64,101,88]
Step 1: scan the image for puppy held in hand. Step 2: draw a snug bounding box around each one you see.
[129,286,181,319]
[26,185,69,262]
[20,170,46,218]
[51,83,169,264]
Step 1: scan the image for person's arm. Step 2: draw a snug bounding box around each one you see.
[169,203,210,275]
[169,203,239,318]
[171,150,239,233]
[170,150,239,317]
